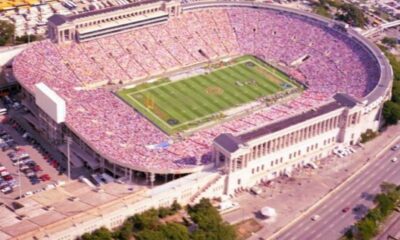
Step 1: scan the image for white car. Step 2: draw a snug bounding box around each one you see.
[311,215,320,221]
[251,186,262,195]
[391,157,398,163]
[392,145,400,151]
[1,186,12,194]
[348,147,356,153]
[333,149,345,158]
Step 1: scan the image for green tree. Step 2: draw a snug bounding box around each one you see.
[392,81,400,104]
[81,227,113,240]
[336,3,367,27]
[15,34,41,44]
[188,199,236,240]
[81,233,92,240]
[0,20,15,46]
[355,218,378,240]
[375,194,395,216]
[380,182,398,194]
[365,208,382,222]
[382,37,398,48]
[191,230,207,240]
[113,221,133,240]
[160,223,190,240]
[129,208,160,231]
[382,101,400,125]
[135,229,164,240]
[158,207,172,218]
[171,200,182,212]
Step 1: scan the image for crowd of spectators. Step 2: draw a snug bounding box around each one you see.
[12,7,380,172]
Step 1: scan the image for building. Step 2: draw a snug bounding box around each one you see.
[47,0,181,42]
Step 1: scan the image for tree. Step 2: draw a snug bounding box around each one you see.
[392,81,400,104]
[15,34,41,44]
[380,182,398,194]
[382,37,398,48]
[382,101,400,125]
[129,208,160,231]
[81,227,113,240]
[313,0,332,18]
[336,3,367,27]
[113,221,133,240]
[160,223,190,240]
[355,218,378,240]
[375,194,395,217]
[0,20,15,46]
[158,207,172,218]
[171,200,182,212]
[188,199,236,240]
[135,229,164,240]
[81,233,92,240]
[191,230,207,240]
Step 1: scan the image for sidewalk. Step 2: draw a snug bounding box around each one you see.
[376,212,400,240]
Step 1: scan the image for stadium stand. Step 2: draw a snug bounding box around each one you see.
[13,2,389,177]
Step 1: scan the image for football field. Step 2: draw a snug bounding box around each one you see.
[118,56,298,134]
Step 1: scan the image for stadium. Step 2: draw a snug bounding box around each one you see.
[11,0,392,220]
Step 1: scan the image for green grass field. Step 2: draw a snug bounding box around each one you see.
[117,56,298,135]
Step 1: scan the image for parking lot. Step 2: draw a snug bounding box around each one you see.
[0,116,67,204]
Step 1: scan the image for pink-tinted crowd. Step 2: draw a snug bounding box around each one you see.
[13,8,379,171]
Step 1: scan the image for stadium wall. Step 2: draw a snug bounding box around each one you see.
[211,94,376,196]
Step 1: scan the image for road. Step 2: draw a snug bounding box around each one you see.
[270,140,400,240]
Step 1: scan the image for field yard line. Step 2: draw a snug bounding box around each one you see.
[125,93,174,131]
[121,56,295,133]
[126,92,223,130]
[129,58,257,95]
[251,60,292,86]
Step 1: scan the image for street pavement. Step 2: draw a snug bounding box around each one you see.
[269,140,400,240]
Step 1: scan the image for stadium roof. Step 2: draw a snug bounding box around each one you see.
[48,0,161,26]
[214,133,243,153]
[48,14,68,26]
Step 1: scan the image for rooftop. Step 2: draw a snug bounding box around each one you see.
[48,0,162,26]
[214,93,358,153]
[0,180,147,239]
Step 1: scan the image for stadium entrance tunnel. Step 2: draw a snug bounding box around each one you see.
[167,119,179,126]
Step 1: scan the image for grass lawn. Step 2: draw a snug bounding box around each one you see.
[117,55,297,135]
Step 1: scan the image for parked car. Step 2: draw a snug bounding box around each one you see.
[29,176,40,185]
[7,151,16,158]
[32,165,43,172]
[40,174,51,181]
[3,175,13,181]
[21,164,31,170]
[25,169,36,178]
[1,186,12,194]
[250,186,262,195]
